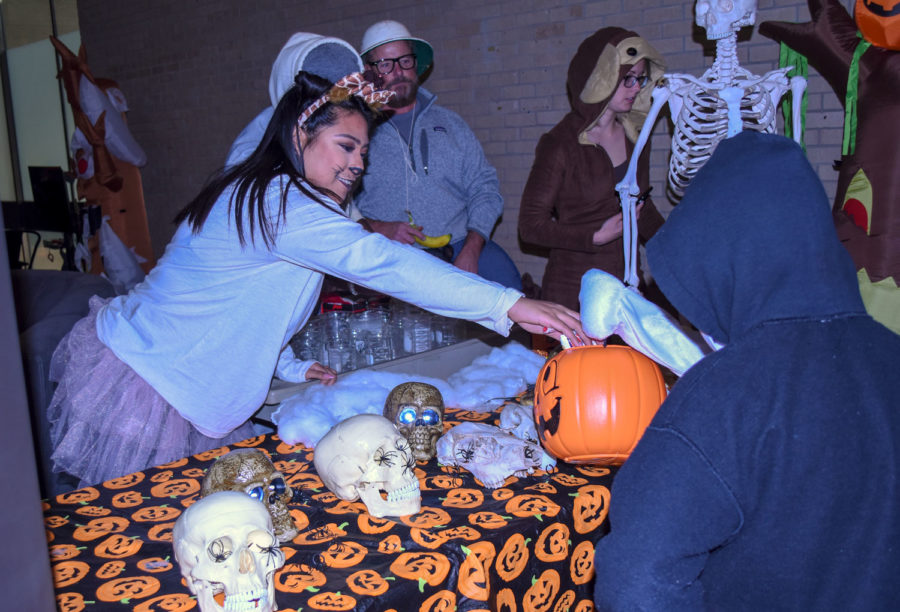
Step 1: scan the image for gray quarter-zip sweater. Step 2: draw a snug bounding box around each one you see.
[355,87,504,243]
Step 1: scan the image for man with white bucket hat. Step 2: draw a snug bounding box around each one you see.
[353,20,522,290]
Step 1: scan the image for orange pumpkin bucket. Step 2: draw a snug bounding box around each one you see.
[533,345,667,464]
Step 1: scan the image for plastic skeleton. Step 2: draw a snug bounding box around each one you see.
[616,0,807,287]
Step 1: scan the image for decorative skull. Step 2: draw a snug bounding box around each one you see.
[695,0,757,40]
[383,382,445,461]
[436,422,554,489]
[498,403,557,471]
[200,448,297,542]
[314,413,421,518]
[173,491,285,612]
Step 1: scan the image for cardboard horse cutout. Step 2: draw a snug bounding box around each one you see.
[50,36,155,280]
[760,0,900,333]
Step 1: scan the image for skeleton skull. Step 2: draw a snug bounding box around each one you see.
[201,449,297,542]
[173,491,285,612]
[498,404,557,470]
[436,422,554,489]
[695,0,757,40]
[383,382,445,461]
[314,413,421,518]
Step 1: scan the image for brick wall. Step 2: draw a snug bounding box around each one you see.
[77,0,854,284]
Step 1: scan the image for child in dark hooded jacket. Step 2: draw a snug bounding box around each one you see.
[594,131,900,610]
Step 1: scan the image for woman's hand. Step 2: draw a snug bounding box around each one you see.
[508,297,588,346]
[592,202,644,246]
[305,362,337,386]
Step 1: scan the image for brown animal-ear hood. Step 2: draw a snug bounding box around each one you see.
[567,27,666,143]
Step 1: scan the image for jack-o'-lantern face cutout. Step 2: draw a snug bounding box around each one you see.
[384,382,445,462]
[523,568,561,612]
[136,557,174,573]
[275,563,327,592]
[856,0,900,50]
[319,539,368,568]
[573,484,610,534]
[201,448,297,542]
[49,543,82,561]
[468,511,509,530]
[112,490,144,508]
[389,551,451,586]
[56,592,86,612]
[570,540,595,585]
[55,488,100,504]
[132,593,196,612]
[96,560,126,580]
[53,560,90,587]
[104,473,144,489]
[495,532,529,582]
[94,533,143,558]
[535,522,570,562]
[95,575,161,602]
[442,487,484,508]
[358,514,395,534]
[401,506,451,529]
[307,591,358,610]
[378,533,404,554]
[458,541,495,601]
[293,522,347,545]
[420,590,457,611]
[73,516,129,541]
[505,494,561,519]
[346,568,390,596]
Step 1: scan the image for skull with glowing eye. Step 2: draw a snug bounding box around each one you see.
[383,382,445,462]
[200,449,297,542]
[173,491,285,612]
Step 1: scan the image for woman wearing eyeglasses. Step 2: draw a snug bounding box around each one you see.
[518,27,668,313]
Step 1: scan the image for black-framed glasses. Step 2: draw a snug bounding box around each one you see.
[368,53,417,75]
[622,74,650,89]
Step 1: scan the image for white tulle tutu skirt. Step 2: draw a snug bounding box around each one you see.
[48,296,256,488]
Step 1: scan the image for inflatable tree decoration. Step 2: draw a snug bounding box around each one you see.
[760,0,900,333]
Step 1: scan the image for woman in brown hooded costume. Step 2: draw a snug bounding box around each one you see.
[519,27,666,311]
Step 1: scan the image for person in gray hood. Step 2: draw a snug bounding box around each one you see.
[352,20,522,290]
[594,131,900,610]
[226,32,363,167]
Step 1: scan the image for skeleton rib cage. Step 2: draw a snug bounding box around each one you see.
[667,69,787,198]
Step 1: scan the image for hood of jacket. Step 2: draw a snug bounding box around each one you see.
[566,27,665,143]
[647,131,866,346]
[268,32,363,107]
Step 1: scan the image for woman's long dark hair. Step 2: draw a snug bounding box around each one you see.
[174,71,377,248]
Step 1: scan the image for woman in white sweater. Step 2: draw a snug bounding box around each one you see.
[48,71,585,487]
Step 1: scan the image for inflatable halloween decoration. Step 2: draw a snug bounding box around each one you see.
[314,414,421,518]
[200,449,297,542]
[383,382,444,461]
[616,0,807,287]
[760,0,900,333]
[172,491,285,612]
[534,345,667,464]
[855,0,900,50]
[50,36,155,278]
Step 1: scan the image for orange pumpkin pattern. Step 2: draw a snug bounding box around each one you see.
[43,406,614,611]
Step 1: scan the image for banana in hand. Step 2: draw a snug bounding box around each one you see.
[406,210,451,248]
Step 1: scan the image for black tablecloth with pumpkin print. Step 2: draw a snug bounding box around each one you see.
[44,404,616,612]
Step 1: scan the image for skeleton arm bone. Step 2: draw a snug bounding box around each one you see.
[616,84,672,288]
[789,75,807,147]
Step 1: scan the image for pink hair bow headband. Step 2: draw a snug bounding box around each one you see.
[298,71,395,128]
